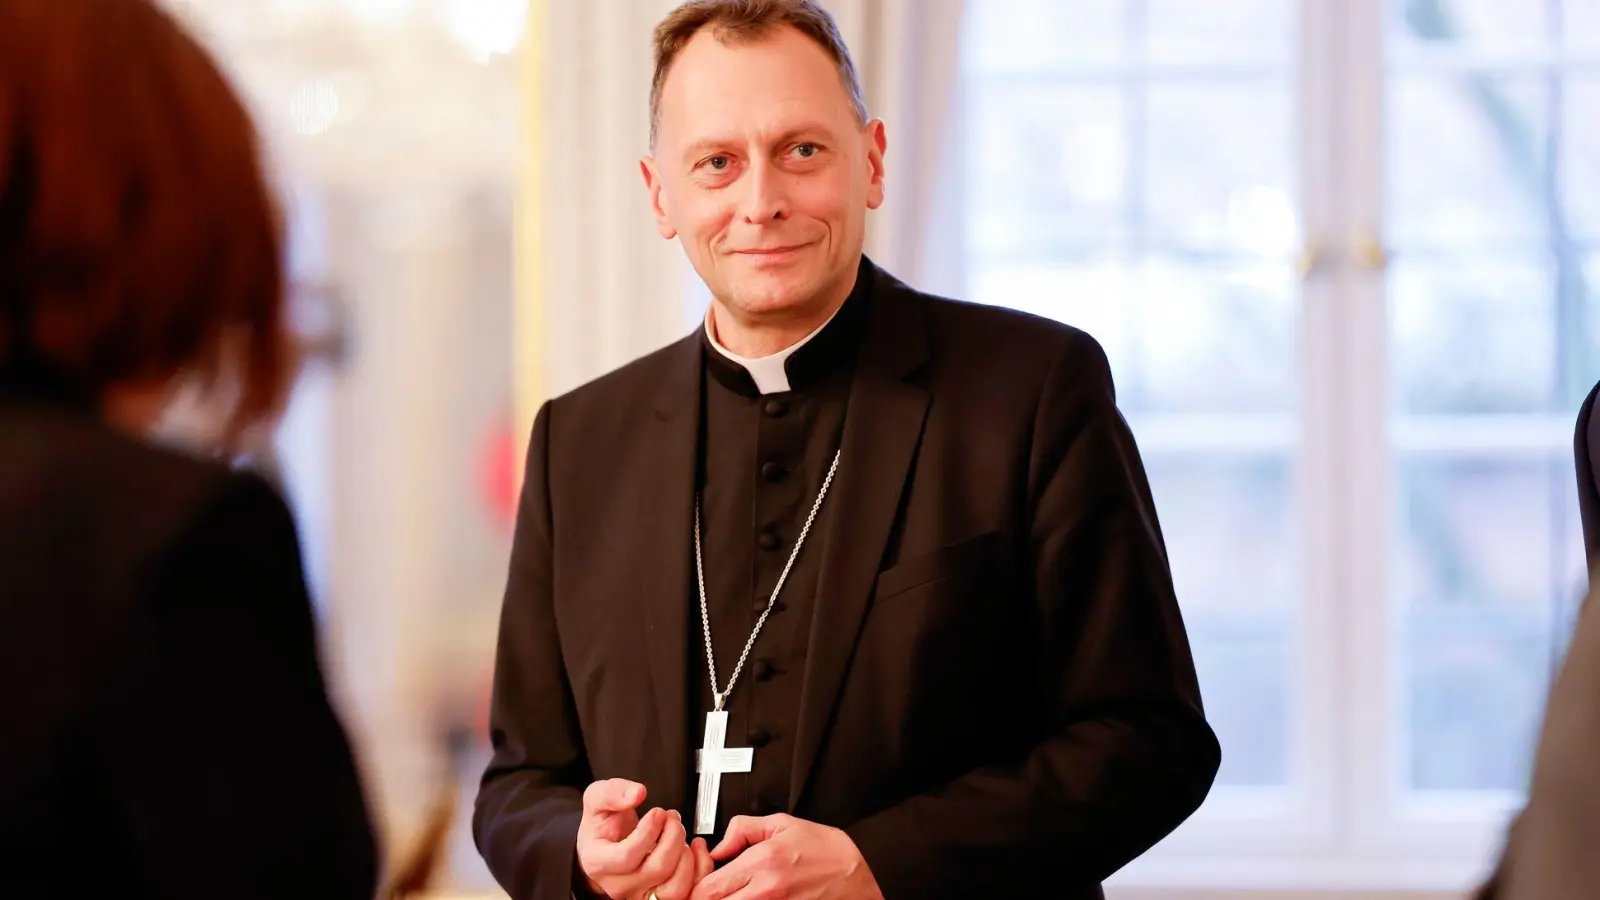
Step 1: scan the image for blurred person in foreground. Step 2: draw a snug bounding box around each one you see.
[473,1,1220,898]
[1475,381,1600,900]
[1488,573,1600,900]
[0,0,378,896]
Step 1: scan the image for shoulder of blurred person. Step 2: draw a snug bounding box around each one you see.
[0,368,284,611]
[0,0,380,895]
[1475,570,1600,900]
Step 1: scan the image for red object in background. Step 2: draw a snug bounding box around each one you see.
[479,418,521,531]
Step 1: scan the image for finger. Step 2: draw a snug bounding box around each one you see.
[708,815,782,861]
[584,778,648,816]
[687,852,754,900]
[692,837,714,880]
[632,810,687,890]
[586,806,662,876]
[596,805,671,875]
[589,806,640,844]
[648,823,699,900]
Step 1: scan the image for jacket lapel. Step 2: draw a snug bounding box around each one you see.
[789,267,932,809]
[635,335,701,812]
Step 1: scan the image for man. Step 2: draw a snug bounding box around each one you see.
[473,2,1220,898]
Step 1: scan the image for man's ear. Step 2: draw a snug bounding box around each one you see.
[864,118,887,211]
[640,156,678,239]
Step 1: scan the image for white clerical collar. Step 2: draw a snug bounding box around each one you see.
[703,304,841,395]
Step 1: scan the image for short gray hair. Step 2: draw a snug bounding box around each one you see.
[649,0,868,147]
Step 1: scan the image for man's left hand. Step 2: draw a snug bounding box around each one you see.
[687,814,883,900]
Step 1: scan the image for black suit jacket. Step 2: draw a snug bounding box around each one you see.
[0,381,379,898]
[474,261,1221,900]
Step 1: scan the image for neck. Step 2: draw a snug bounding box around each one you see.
[710,271,857,358]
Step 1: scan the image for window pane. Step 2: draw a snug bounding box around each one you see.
[1146,82,1298,254]
[964,85,1129,254]
[1562,0,1600,47]
[1386,77,1550,248]
[1147,456,1294,787]
[1387,0,1555,59]
[962,0,1127,72]
[1557,78,1600,240]
[968,257,1297,415]
[1396,456,1582,791]
[1129,257,1297,414]
[1388,257,1559,414]
[1384,3,1598,807]
[1146,0,1293,64]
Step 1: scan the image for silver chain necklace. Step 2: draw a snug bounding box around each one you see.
[693,449,841,712]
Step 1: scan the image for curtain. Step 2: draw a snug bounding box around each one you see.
[825,0,968,298]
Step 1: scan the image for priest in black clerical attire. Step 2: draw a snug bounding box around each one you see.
[473,3,1221,900]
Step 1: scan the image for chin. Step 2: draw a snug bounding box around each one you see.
[724,269,824,318]
[728,286,815,319]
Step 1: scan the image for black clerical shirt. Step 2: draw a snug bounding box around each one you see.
[687,275,870,840]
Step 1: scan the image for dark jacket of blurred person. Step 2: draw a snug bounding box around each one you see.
[1493,572,1600,900]
[0,1,379,896]
[1475,381,1600,900]
[1476,570,1600,900]
[1576,381,1600,564]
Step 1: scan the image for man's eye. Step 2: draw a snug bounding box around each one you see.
[706,155,730,170]
[794,143,818,158]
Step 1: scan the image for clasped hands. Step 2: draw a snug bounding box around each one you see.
[575,779,883,900]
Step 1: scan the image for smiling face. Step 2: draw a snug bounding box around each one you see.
[640,24,886,332]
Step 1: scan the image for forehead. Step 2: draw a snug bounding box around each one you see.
[656,25,857,144]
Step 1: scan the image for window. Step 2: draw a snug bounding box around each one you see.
[961,0,1596,887]
[1384,0,1589,802]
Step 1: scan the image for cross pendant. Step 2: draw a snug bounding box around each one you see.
[692,709,753,835]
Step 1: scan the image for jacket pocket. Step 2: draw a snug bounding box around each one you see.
[873,530,1002,602]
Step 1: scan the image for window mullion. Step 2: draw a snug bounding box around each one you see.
[1297,0,1362,856]
[1336,0,1405,858]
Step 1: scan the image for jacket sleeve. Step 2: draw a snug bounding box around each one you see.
[101,470,380,899]
[846,332,1221,897]
[473,401,595,900]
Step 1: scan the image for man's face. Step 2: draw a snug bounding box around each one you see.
[641,25,886,325]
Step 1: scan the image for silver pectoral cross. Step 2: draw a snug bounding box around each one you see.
[692,709,753,834]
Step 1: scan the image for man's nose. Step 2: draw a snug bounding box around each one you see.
[740,160,789,224]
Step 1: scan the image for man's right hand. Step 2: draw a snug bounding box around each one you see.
[575,778,712,900]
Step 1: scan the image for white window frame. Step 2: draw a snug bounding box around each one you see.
[1109,0,1578,892]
